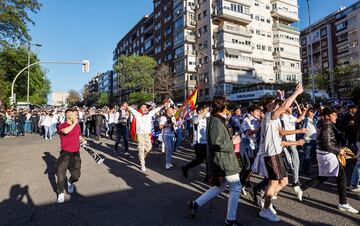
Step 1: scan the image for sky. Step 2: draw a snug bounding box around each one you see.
[28,0,359,99]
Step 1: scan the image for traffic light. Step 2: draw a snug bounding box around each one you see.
[82,60,90,73]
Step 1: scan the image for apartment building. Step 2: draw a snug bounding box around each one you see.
[300,1,360,97]
[112,0,301,102]
[51,92,69,107]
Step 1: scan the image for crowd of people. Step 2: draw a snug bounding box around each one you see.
[1,82,360,225]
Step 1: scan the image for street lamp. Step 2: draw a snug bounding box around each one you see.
[10,60,90,106]
[27,42,42,104]
[306,0,315,103]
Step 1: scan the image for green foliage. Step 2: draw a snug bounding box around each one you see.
[129,91,153,105]
[333,62,360,98]
[66,89,81,107]
[97,92,109,106]
[113,55,156,102]
[0,0,42,46]
[0,44,50,106]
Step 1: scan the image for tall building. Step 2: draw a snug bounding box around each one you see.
[300,1,360,97]
[113,0,301,102]
[51,92,69,106]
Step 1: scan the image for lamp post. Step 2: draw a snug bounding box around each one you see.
[306,0,315,103]
[10,60,90,106]
[26,42,42,104]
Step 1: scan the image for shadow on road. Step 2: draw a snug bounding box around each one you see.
[42,151,57,194]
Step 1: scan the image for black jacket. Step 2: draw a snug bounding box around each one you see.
[317,120,340,155]
[355,110,360,142]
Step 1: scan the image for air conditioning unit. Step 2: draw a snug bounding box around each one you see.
[197,33,201,38]
[197,64,202,69]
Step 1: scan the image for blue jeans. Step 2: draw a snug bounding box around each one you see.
[164,135,174,165]
[195,174,242,221]
[301,140,316,172]
[24,120,32,133]
[44,126,52,139]
[175,128,183,150]
[351,142,360,187]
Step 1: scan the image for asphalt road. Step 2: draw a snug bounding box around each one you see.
[0,134,359,226]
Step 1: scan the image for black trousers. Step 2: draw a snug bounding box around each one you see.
[301,165,347,204]
[31,121,38,133]
[114,125,129,152]
[182,143,207,171]
[56,151,81,194]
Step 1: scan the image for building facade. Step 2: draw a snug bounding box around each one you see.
[300,1,360,97]
[112,0,301,102]
[52,92,69,107]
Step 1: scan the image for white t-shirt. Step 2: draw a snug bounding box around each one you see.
[305,117,317,141]
[108,112,115,124]
[262,112,283,157]
[281,113,297,141]
[193,114,208,144]
[241,114,260,142]
[160,115,175,136]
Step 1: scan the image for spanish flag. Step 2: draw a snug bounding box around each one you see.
[175,86,199,120]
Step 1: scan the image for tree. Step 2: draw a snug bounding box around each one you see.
[113,55,156,104]
[154,63,175,99]
[0,45,50,106]
[97,92,109,106]
[333,61,360,99]
[0,0,42,46]
[66,90,81,107]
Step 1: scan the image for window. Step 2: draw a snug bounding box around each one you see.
[165,40,171,49]
[256,30,260,35]
[322,51,328,58]
[321,40,328,48]
[174,18,184,31]
[262,45,266,50]
[155,23,161,30]
[337,32,348,42]
[336,22,347,31]
[174,32,184,46]
[348,16,357,26]
[203,10,207,17]
[256,44,261,49]
[155,11,161,19]
[323,61,329,69]
[164,15,171,23]
[155,46,161,54]
[352,40,359,47]
[175,46,184,58]
[203,25,208,33]
[165,27,171,35]
[320,27,327,37]
[268,46,272,51]
[267,19,271,23]
[198,13,201,20]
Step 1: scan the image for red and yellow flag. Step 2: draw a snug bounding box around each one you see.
[175,86,199,120]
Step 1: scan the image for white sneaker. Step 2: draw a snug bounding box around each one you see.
[67,181,74,193]
[259,199,277,215]
[338,203,359,214]
[350,186,360,193]
[165,163,171,170]
[272,193,278,200]
[294,186,303,202]
[57,193,65,203]
[49,137,52,140]
[45,137,48,140]
[241,187,247,196]
[123,152,130,156]
[259,208,280,222]
[141,166,146,172]
[169,163,173,168]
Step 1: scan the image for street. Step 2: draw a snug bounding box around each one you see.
[0,134,359,226]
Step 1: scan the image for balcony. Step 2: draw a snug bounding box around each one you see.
[272,23,299,33]
[215,41,253,53]
[217,22,252,37]
[271,8,299,23]
[273,51,301,61]
[214,7,252,25]
[185,34,196,43]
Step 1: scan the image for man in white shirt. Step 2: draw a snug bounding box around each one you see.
[280,106,306,190]
[125,101,168,172]
[259,84,304,222]
[181,106,209,178]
